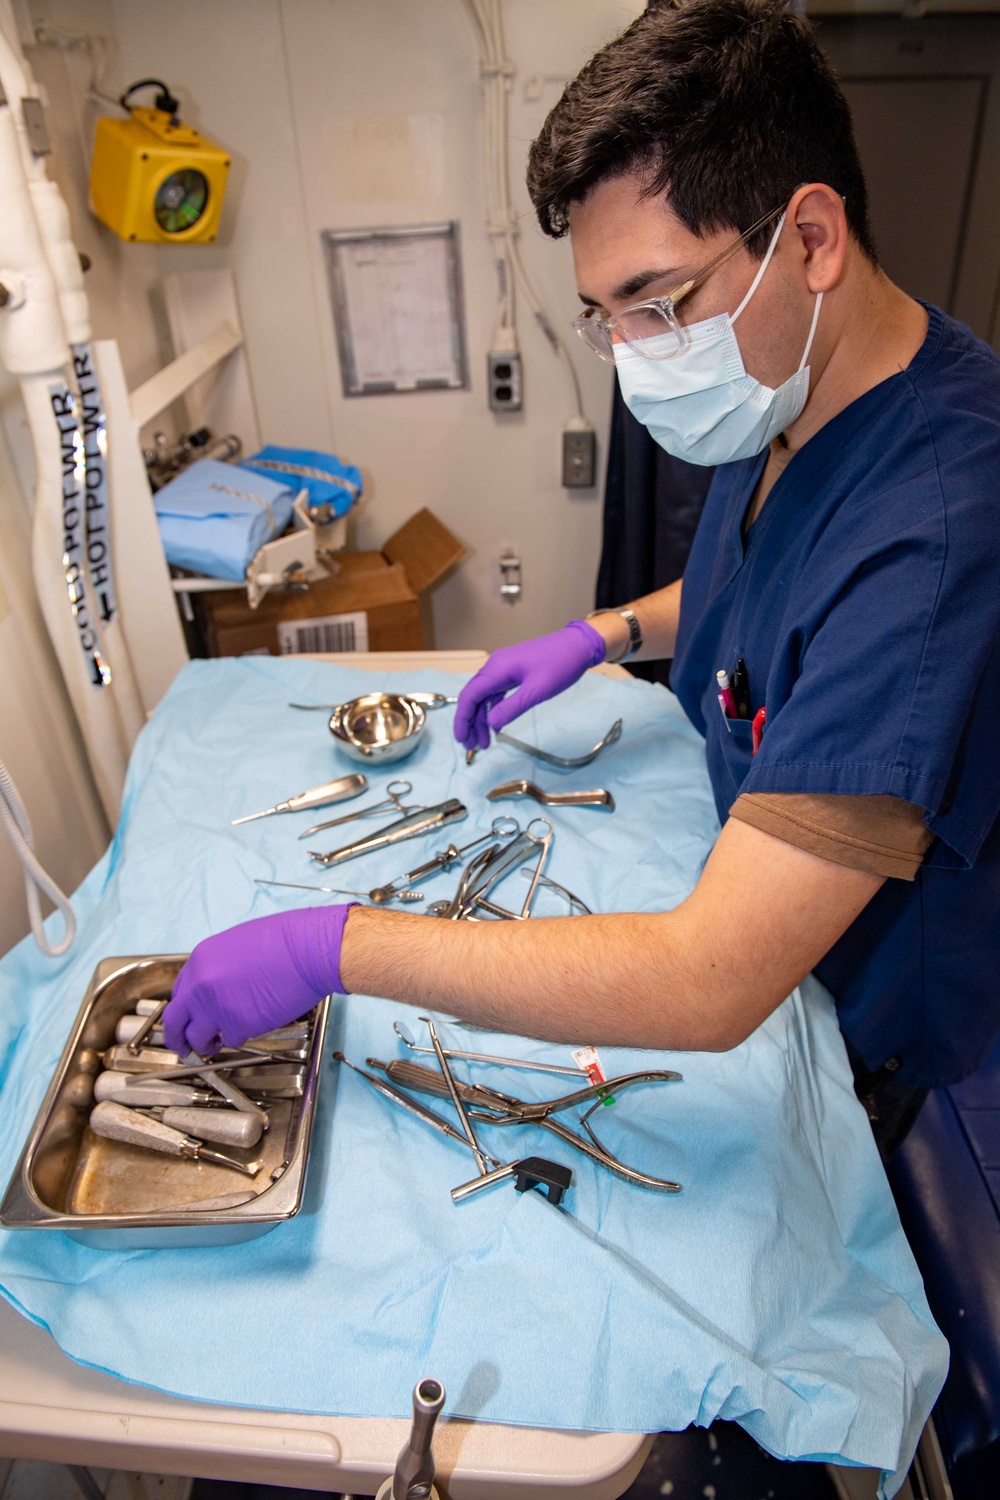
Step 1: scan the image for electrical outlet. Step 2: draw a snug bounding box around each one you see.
[562,424,596,488]
[488,351,522,412]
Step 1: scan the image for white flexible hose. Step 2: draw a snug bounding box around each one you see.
[0,759,76,957]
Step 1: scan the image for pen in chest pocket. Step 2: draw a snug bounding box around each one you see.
[731,657,750,719]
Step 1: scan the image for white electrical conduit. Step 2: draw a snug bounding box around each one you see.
[463,0,585,418]
[0,760,76,957]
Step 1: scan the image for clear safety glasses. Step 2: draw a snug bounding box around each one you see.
[572,202,787,363]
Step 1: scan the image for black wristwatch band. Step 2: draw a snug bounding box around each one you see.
[588,606,642,664]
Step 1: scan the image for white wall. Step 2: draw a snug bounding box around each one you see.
[0,0,640,952]
[103,0,641,647]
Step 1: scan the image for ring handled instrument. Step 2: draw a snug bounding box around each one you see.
[335,1053,568,1206]
[298,779,419,839]
[367,1057,684,1193]
[261,815,522,904]
[430,818,551,920]
[231,773,367,826]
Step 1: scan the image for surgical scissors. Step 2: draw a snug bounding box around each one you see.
[299,779,419,839]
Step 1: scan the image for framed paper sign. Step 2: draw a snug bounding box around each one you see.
[322,221,470,396]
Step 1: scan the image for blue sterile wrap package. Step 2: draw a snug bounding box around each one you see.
[153,458,297,580]
[238,445,361,518]
[0,660,947,1498]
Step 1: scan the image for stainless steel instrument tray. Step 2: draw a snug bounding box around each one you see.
[0,955,330,1249]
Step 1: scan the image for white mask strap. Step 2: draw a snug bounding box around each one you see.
[797,291,823,373]
[732,212,786,324]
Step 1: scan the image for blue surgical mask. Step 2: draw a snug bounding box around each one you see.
[613,214,823,466]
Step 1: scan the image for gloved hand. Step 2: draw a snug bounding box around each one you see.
[454,620,606,751]
[162,905,356,1057]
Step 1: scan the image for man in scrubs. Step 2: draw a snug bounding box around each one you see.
[164,0,1000,1154]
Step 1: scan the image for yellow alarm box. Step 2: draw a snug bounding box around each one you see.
[90,107,230,244]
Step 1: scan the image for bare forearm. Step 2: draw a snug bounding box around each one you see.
[338,818,882,1053]
[340,905,723,1050]
[586,579,682,663]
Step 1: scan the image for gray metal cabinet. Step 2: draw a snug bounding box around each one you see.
[815,14,1000,347]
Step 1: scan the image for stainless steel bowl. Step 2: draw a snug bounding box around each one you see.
[328,692,427,765]
[0,956,329,1249]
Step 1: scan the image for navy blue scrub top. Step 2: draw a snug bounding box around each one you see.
[671,305,1000,1089]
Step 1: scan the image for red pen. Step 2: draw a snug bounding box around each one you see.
[751,705,767,755]
[716,669,737,718]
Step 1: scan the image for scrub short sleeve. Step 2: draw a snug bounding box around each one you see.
[741,528,1000,869]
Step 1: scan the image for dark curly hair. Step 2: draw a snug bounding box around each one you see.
[526,0,876,261]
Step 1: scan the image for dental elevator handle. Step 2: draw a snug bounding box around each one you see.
[231,774,368,825]
[310,799,468,867]
[89,1101,261,1177]
[158,1107,263,1149]
[392,1378,446,1500]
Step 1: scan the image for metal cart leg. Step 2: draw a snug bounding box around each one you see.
[67,1466,105,1500]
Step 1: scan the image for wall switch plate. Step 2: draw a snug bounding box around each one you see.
[562,425,596,487]
[499,550,522,602]
[488,351,522,412]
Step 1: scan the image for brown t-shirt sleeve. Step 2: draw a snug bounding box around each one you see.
[730,792,934,880]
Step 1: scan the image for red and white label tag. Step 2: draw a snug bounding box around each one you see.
[571,1046,607,1087]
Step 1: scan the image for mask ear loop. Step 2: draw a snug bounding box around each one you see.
[797,291,823,373]
[732,212,786,324]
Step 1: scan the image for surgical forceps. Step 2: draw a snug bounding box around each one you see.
[368,1056,684,1193]
[299,780,419,839]
[260,815,520,904]
[426,818,552,920]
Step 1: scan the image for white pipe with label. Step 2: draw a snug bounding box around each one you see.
[0,24,141,818]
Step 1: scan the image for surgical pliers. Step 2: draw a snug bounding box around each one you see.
[366,1056,684,1192]
[426,818,552,920]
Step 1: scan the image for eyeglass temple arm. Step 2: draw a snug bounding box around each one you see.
[668,203,786,307]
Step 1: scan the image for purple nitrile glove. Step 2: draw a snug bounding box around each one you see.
[453,620,606,752]
[162,905,357,1057]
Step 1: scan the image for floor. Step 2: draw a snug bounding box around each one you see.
[0,1463,190,1499]
[0,1423,855,1500]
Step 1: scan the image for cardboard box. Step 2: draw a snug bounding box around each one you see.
[196,508,465,657]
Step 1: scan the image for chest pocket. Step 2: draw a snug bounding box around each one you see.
[711,714,756,804]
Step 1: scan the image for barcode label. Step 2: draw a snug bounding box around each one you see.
[277,610,369,655]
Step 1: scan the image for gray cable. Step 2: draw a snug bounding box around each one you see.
[0,758,76,957]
